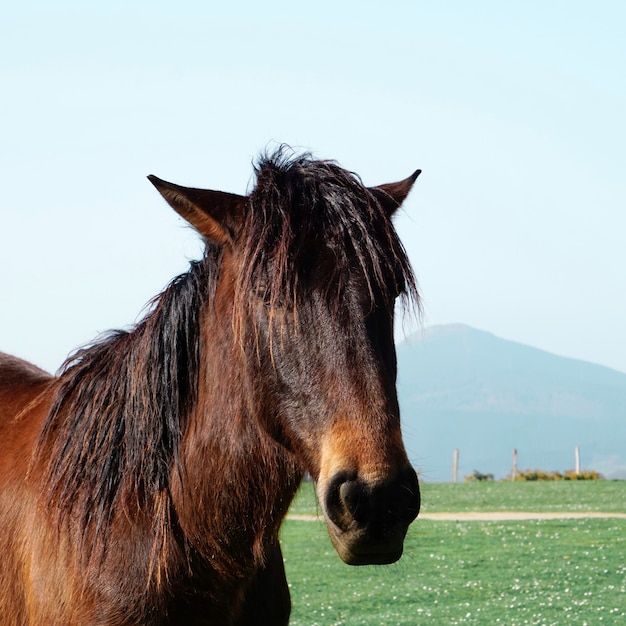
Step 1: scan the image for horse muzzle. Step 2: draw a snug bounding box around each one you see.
[319,465,420,565]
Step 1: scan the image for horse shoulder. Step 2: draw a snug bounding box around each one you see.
[0,352,56,492]
[0,351,53,414]
[0,357,52,623]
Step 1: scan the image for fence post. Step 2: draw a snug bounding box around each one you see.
[512,448,518,481]
[452,448,459,483]
[575,446,580,475]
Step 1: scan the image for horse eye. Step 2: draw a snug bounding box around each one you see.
[256,285,286,308]
[256,285,272,307]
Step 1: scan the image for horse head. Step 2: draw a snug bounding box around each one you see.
[149,152,421,566]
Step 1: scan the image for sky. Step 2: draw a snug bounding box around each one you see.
[1,1,625,375]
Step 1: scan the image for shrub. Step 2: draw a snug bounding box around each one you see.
[563,469,605,481]
[503,469,605,481]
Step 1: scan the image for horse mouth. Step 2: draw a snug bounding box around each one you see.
[336,545,404,566]
[325,521,407,566]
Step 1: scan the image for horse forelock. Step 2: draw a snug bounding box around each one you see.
[236,150,420,323]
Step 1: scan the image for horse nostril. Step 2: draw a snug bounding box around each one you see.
[323,471,360,531]
[339,479,370,524]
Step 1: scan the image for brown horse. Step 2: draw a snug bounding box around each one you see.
[0,150,421,625]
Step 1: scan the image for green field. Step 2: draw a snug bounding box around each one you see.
[282,481,626,625]
[289,480,626,516]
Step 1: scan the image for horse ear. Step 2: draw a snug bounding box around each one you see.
[370,169,421,216]
[148,175,246,245]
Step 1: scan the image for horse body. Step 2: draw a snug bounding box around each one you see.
[0,151,421,625]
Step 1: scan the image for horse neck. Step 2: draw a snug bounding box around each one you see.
[172,314,302,569]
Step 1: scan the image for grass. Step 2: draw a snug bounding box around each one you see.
[282,481,626,625]
[419,480,626,514]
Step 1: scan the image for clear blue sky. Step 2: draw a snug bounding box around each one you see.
[2,1,625,374]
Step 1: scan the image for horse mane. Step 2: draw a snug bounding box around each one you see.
[37,245,222,560]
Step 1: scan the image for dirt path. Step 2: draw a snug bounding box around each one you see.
[287,511,626,522]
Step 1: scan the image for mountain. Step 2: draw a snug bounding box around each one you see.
[396,324,626,481]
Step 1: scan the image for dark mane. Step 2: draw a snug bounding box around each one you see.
[37,245,223,553]
[237,150,419,318]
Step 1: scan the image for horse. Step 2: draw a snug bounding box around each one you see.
[0,149,421,625]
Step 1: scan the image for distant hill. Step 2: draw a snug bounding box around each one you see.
[396,325,626,481]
